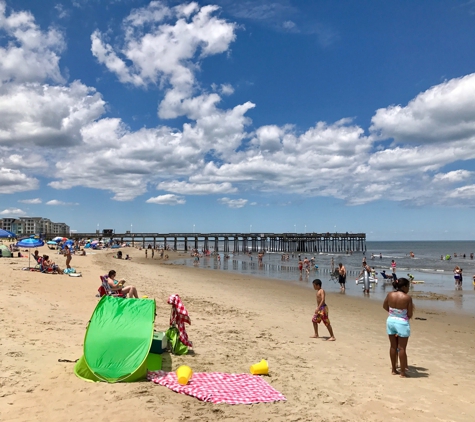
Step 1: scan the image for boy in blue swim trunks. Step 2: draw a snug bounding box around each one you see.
[310,279,336,341]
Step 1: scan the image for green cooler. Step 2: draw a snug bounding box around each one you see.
[150,331,168,354]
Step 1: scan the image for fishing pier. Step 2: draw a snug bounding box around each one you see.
[68,232,366,253]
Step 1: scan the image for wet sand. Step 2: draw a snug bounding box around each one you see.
[1,246,475,421]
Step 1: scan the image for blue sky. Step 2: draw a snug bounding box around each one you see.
[2,0,475,240]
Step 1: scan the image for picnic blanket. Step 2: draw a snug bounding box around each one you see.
[167,294,192,347]
[147,371,286,404]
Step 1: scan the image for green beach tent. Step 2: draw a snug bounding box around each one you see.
[74,296,159,383]
[0,244,12,257]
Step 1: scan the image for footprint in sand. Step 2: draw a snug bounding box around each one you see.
[6,351,24,358]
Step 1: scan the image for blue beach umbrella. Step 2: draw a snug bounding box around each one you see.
[16,236,45,268]
[0,228,16,238]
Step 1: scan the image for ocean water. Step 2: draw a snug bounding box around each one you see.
[171,241,475,315]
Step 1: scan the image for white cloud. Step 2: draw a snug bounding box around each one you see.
[448,185,475,200]
[54,4,69,19]
[0,1,65,86]
[46,199,78,206]
[146,194,186,205]
[283,20,296,30]
[0,152,47,170]
[157,180,237,195]
[433,170,472,184]
[91,2,236,120]
[218,197,248,208]
[0,207,26,215]
[19,198,42,204]
[220,83,234,95]
[0,167,38,193]
[371,73,475,145]
[0,81,105,147]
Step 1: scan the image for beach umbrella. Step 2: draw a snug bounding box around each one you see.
[47,241,58,245]
[0,228,16,238]
[16,236,44,268]
[62,239,74,249]
[52,236,63,242]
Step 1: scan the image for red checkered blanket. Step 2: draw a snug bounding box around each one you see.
[148,371,286,404]
[167,294,192,347]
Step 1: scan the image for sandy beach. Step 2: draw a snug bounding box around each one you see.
[1,246,475,422]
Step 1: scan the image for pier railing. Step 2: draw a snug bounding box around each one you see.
[58,232,366,253]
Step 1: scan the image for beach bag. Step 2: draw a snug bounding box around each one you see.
[165,326,188,355]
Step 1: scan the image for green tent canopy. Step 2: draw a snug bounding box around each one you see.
[0,244,12,257]
[75,296,159,383]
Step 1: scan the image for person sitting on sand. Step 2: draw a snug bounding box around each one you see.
[42,255,62,273]
[106,270,139,298]
[310,279,336,341]
[383,277,413,378]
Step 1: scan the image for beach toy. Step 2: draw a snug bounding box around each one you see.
[250,359,269,375]
[142,295,148,298]
[176,365,193,385]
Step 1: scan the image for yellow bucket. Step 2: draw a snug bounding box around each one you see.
[176,365,193,385]
[250,359,268,375]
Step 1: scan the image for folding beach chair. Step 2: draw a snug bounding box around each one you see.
[98,275,127,298]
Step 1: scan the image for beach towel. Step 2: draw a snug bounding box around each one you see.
[147,371,286,404]
[167,294,192,347]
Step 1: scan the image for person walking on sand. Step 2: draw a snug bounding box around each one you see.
[338,262,346,292]
[358,262,372,294]
[383,277,413,378]
[310,279,336,341]
[64,245,72,269]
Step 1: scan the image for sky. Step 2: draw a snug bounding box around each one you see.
[1,0,475,240]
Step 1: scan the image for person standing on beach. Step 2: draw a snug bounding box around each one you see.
[383,277,413,378]
[391,260,396,274]
[358,262,372,294]
[338,263,346,292]
[454,266,462,288]
[298,259,303,273]
[310,279,335,341]
[65,245,72,269]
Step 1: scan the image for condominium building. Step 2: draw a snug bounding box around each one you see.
[0,217,70,236]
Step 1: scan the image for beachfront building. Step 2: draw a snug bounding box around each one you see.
[0,218,20,234]
[0,217,70,236]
